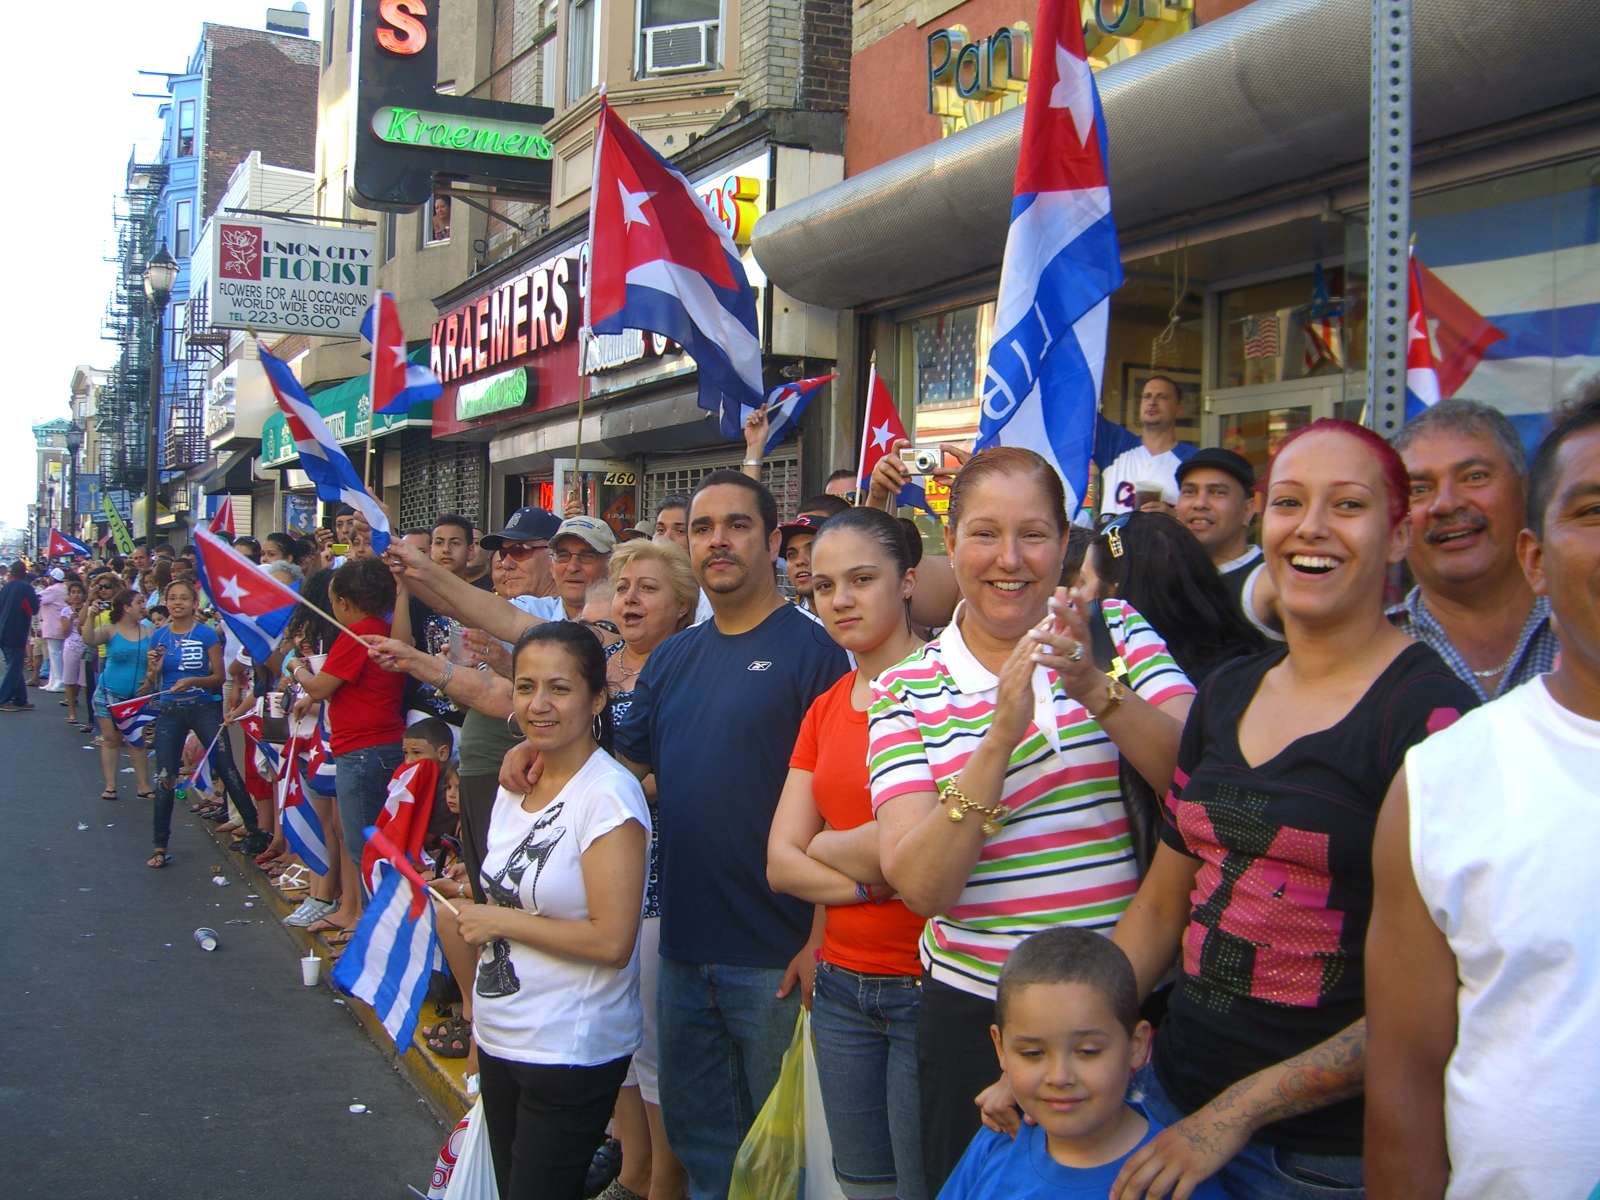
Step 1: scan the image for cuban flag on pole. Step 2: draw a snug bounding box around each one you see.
[191,528,299,663]
[362,759,439,892]
[47,530,93,559]
[304,717,339,797]
[749,373,835,454]
[109,694,159,745]
[586,97,765,436]
[1405,247,1443,420]
[332,827,441,1050]
[280,755,331,876]
[362,291,443,416]
[240,715,282,782]
[258,341,391,553]
[208,496,236,538]
[974,0,1122,516]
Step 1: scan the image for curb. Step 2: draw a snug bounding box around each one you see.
[200,815,472,1125]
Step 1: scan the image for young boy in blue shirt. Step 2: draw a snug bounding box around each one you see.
[939,929,1227,1199]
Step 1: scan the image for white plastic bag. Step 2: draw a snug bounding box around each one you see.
[801,1012,847,1200]
[440,1098,500,1200]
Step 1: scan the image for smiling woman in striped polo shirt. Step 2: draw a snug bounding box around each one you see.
[869,446,1195,1192]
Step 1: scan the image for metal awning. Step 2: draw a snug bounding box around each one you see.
[198,446,255,495]
[752,0,1600,310]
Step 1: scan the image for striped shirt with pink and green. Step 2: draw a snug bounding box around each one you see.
[868,598,1193,998]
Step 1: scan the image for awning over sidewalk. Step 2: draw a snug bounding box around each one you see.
[752,0,1600,310]
[258,347,435,468]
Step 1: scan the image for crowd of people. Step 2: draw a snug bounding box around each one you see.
[2,386,1596,1200]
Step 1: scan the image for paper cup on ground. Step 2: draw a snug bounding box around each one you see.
[301,954,322,986]
[193,927,219,952]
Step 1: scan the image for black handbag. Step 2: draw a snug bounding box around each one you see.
[1084,602,1162,878]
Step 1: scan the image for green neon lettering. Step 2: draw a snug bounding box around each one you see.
[385,107,419,142]
[372,107,553,161]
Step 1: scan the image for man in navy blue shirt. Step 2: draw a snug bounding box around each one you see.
[614,471,849,1198]
[0,561,39,711]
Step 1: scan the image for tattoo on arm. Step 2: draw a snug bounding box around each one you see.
[1205,1019,1366,1135]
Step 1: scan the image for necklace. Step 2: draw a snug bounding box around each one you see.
[1471,647,1518,679]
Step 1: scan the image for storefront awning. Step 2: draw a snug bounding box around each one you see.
[258,347,435,468]
[752,0,1600,310]
[198,446,255,495]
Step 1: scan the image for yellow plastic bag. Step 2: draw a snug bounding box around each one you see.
[727,1009,808,1200]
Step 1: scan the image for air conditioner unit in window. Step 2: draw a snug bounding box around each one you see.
[644,20,718,74]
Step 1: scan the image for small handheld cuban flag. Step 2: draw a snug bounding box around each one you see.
[207,496,236,538]
[303,717,339,797]
[190,528,299,663]
[332,825,441,1050]
[279,756,331,877]
[856,364,934,515]
[47,529,93,559]
[242,716,282,781]
[186,726,225,796]
[974,0,1122,517]
[258,341,391,553]
[109,694,159,745]
[1405,247,1443,421]
[362,291,443,416]
[742,374,835,451]
[362,759,439,892]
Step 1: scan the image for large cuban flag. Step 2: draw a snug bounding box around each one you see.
[974,0,1122,515]
[258,341,391,553]
[191,527,298,663]
[363,291,443,416]
[586,97,765,436]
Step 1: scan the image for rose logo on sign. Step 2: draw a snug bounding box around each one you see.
[219,225,263,280]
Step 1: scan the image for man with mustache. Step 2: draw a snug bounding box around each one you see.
[1390,399,1559,699]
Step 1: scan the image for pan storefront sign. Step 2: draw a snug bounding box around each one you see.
[206,218,377,337]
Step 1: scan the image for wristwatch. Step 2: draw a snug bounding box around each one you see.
[1088,676,1129,722]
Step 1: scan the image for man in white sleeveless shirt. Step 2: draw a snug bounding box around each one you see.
[1365,389,1600,1200]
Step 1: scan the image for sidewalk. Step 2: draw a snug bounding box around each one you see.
[200,814,473,1125]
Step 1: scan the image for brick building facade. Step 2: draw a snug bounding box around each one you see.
[199,25,321,217]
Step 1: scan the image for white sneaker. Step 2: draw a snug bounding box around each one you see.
[284,898,336,927]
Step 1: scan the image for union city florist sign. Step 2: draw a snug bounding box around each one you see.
[207,218,376,336]
[456,366,533,420]
[430,248,578,385]
[352,0,555,209]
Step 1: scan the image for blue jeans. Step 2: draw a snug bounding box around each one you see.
[152,698,257,849]
[1133,1063,1364,1198]
[334,743,404,862]
[0,641,28,707]
[657,957,801,1200]
[810,961,926,1200]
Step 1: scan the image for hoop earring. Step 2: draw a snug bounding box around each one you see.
[506,713,521,735]
[591,714,604,743]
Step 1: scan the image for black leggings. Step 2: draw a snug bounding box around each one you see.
[917,973,1000,1195]
[478,1047,631,1199]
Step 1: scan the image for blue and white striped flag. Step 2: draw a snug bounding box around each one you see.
[331,858,438,1050]
[108,694,159,746]
[279,750,331,876]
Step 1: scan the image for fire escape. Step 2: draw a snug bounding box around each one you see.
[100,158,167,508]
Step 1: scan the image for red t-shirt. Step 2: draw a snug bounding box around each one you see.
[323,615,406,756]
[790,672,925,977]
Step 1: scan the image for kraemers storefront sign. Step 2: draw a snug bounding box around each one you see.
[373,107,554,160]
[204,218,377,337]
[430,251,578,385]
[456,367,531,420]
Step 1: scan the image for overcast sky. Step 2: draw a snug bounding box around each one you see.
[0,1,325,530]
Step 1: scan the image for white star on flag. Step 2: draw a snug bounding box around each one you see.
[618,181,655,229]
[390,343,407,368]
[1409,311,1427,345]
[219,575,249,606]
[1049,43,1096,146]
[870,421,895,451]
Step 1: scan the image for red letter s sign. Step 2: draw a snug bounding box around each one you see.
[376,0,429,54]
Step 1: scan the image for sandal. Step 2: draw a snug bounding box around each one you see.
[305,917,351,935]
[137,791,154,802]
[324,929,356,947]
[146,849,171,869]
[426,1020,472,1058]
[99,789,118,802]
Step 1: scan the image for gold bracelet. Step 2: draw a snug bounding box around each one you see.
[940,781,1008,837]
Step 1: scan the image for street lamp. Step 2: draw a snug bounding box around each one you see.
[64,422,83,538]
[143,243,178,551]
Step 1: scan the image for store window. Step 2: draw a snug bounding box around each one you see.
[422,186,451,246]
[637,0,720,76]
[176,101,196,157]
[174,199,193,259]
[567,0,599,103]
[1345,155,1600,452]
[1216,268,1348,390]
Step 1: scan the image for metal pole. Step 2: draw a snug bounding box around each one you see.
[1366,0,1412,438]
[146,307,165,549]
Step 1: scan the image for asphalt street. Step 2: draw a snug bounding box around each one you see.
[1,698,446,1199]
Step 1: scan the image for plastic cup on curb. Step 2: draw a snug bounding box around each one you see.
[194,927,219,952]
[301,954,322,986]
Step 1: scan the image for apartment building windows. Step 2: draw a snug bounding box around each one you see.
[567,0,600,103]
[176,100,196,157]
[174,199,193,259]
[638,0,720,75]
[539,0,559,107]
[422,186,452,246]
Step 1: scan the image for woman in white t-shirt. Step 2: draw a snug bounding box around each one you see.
[455,620,651,1200]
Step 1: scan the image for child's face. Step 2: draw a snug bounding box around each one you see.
[444,776,460,814]
[991,982,1151,1149]
[401,737,451,765]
